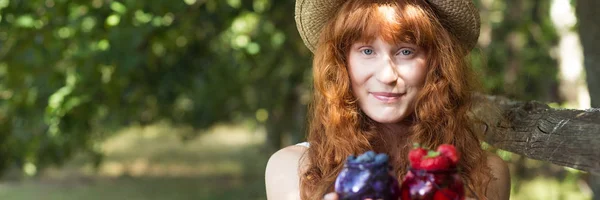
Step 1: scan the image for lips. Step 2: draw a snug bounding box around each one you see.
[370,92,405,102]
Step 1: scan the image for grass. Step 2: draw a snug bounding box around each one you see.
[0,121,593,200]
[0,122,268,200]
[510,176,590,200]
[0,176,263,200]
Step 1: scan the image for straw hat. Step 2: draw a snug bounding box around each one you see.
[295,0,481,53]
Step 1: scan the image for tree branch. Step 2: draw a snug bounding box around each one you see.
[478,95,600,174]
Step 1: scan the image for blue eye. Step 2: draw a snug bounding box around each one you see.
[400,49,413,56]
[362,49,374,55]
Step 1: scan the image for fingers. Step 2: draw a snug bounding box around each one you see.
[323,193,338,200]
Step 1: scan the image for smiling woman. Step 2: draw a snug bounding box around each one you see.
[265,0,510,200]
[347,37,428,124]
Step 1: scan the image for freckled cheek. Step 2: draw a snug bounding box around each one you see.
[347,67,363,93]
[414,68,427,86]
[348,61,375,84]
[398,63,427,87]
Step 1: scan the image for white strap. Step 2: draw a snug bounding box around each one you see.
[295,142,310,148]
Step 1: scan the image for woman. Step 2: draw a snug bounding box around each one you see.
[266,0,511,199]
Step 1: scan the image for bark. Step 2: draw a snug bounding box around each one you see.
[577,0,600,108]
[576,0,600,198]
[477,95,600,174]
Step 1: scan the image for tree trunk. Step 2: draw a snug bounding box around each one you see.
[577,0,600,108]
[575,0,600,198]
[265,120,283,153]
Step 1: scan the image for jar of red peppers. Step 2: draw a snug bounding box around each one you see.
[400,144,467,200]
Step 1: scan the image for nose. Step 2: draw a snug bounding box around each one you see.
[375,57,399,85]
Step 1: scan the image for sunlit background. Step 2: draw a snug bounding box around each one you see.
[0,0,597,199]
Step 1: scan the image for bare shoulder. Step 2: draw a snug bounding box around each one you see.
[265,145,310,200]
[485,152,511,200]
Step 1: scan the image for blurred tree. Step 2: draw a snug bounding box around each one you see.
[576,0,600,108]
[0,0,311,176]
[473,0,559,102]
[472,0,562,193]
[575,0,600,198]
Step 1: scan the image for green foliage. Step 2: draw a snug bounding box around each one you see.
[0,0,562,177]
[0,0,311,175]
[471,0,559,101]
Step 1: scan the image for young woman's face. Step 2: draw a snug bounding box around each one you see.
[347,36,428,123]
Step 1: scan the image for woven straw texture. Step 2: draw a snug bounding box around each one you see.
[294,0,481,53]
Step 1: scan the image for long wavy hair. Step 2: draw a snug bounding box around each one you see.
[300,0,493,199]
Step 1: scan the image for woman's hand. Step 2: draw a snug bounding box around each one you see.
[324,192,381,200]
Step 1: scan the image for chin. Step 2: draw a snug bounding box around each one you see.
[368,115,407,124]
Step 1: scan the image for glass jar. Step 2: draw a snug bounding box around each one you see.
[334,160,400,200]
[400,168,465,200]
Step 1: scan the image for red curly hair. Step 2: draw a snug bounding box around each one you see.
[301,0,493,199]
